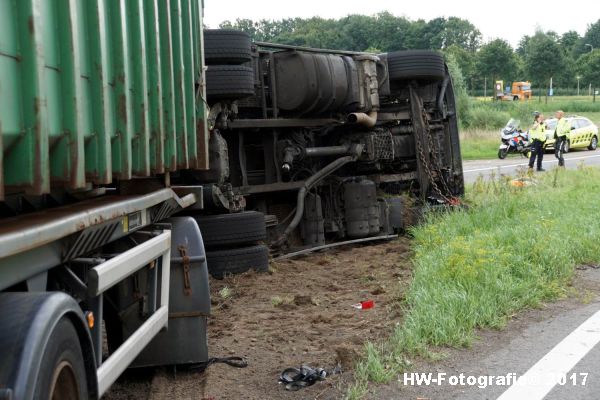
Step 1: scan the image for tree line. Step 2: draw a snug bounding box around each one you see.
[219,13,600,94]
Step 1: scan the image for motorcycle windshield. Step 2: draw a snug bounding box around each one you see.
[501,118,520,138]
[506,118,520,130]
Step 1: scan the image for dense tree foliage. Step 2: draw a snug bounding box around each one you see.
[523,31,566,90]
[577,51,600,87]
[219,15,600,93]
[475,39,518,84]
[582,20,600,51]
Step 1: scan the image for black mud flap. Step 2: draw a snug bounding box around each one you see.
[131,217,210,367]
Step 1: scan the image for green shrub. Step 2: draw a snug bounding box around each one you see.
[463,106,511,130]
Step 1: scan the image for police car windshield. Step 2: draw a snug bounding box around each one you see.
[545,119,557,130]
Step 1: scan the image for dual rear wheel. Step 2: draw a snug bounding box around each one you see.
[195,211,269,279]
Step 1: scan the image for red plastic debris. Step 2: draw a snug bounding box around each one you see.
[351,300,375,309]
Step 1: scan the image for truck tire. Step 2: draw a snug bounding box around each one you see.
[195,211,266,248]
[34,317,88,400]
[387,50,446,80]
[206,244,269,279]
[206,65,255,100]
[204,29,252,65]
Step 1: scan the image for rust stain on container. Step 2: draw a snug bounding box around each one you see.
[32,98,44,195]
[28,16,34,34]
[117,95,127,123]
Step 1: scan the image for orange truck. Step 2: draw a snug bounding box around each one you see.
[495,80,533,101]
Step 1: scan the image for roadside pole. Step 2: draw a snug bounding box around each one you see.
[484,77,487,99]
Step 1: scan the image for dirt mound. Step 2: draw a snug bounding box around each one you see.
[202,238,413,399]
[106,237,412,400]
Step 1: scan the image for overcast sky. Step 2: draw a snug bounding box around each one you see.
[203,0,597,47]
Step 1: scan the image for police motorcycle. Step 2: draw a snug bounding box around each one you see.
[498,118,531,159]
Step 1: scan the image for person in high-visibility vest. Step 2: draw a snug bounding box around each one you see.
[554,110,571,167]
[528,113,546,172]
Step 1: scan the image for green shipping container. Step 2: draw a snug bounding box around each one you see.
[0,0,208,200]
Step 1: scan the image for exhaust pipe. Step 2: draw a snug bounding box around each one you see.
[347,111,378,128]
[273,145,364,247]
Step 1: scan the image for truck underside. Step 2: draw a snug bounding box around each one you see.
[188,33,464,252]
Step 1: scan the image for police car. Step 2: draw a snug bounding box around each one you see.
[543,116,598,153]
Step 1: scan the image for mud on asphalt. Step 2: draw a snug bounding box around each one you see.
[105,237,413,400]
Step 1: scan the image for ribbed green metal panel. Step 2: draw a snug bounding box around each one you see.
[181,0,197,168]
[0,0,207,199]
[194,0,209,169]
[107,0,133,180]
[144,0,165,174]
[54,0,87,190]
[3,0,49,196]
[127,0,151,176]
[157,0,177,172]
[85,0,114,184]
[170,0,189,169]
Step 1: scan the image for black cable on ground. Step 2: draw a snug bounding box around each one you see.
[191,356,248,371]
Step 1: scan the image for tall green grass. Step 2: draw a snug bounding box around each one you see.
[348,167,600,399]
[460,130,500,160]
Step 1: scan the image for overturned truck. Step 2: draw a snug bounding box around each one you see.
[0,10,462,397]
[198,30,464,256]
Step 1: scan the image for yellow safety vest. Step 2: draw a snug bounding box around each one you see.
[555,118,571,139]
[530,122,546,142]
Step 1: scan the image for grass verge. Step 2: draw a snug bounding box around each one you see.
[348,166,600,399]
[460,129,498,160]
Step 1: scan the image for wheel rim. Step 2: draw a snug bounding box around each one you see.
[49,361,80,400]
[592,137,598,149]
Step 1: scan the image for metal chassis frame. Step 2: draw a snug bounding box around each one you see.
[0,188,198,292]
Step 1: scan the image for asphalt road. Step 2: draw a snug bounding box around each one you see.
[452,267,600,400]
[462,149,600,183]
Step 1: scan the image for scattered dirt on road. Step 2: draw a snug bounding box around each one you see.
[106,237,413,400]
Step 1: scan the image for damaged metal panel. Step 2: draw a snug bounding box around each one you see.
[0,0,208,200]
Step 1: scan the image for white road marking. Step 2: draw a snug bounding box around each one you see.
[464,154,600,173]
[464,162,531,173]
[497,309,600,400]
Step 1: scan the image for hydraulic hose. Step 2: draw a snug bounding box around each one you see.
[273,153,360,247]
